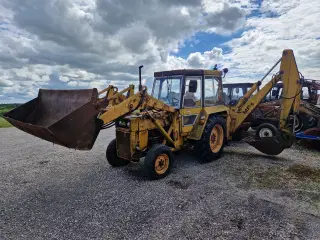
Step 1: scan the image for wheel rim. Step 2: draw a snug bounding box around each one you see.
[209,125,224,153]
[294,117,303,132]
[308,117,317,128]
[155,153,169,175]
[259,128,273,138]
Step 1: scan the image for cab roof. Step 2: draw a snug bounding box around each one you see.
[154,69,222,77]
[223,83,254,88]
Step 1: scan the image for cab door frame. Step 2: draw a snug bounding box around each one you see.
[180,75,204,134]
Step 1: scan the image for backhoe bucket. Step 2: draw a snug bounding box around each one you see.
[243,133,293,155]
[3,89,104,150]
[244,137,285,155]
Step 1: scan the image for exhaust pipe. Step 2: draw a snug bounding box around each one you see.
[139,65,144,91]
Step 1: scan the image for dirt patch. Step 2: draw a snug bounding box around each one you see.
[167,179,191,190]
[286,164,320,182]
[238,164,320,190]
[236,166,288,189]
[230,217,245,230]
[39,160,49,165]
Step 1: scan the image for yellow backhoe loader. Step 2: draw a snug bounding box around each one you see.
[3,49,304,179]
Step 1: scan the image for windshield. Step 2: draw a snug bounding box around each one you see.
[152,76,182,108]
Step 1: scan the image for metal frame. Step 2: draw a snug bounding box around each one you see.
[182,114,199,126]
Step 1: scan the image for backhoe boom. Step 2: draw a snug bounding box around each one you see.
[230,49,303,133]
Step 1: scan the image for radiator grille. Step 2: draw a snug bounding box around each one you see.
[116,130,131,159]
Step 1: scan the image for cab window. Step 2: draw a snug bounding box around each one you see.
[151,76,181,108]
[231,88,244,101]
[302,86,310,100]
[204,76,219,106]
[183,77,201,108]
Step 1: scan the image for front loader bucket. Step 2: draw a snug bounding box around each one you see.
[3,89,104,150]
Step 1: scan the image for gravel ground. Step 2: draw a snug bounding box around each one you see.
[1,127,320,240]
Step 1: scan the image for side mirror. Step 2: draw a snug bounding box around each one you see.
[222,68,228,78]
[188,80,198,93]
[271,90,278,97]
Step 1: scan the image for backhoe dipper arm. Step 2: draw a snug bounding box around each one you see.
[230,49,303,133]
[278,50,301,130]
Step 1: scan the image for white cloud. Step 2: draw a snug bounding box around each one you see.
[0,0,319,102]
[221,0,320,82]
[260,0,301,15]
[162,0,320,84]
[0,0,247,101]
[0,79,14,87]
[186,47,223,68]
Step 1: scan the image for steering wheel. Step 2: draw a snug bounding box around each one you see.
[171,97,180,106]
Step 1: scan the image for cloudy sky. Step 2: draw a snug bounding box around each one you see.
[0,0,319,103]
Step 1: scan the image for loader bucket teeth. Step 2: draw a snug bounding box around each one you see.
[3,89,104,150]
[243,135,287,155]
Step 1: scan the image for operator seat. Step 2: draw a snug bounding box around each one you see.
[184,91,197,107]
[184,98,196,107]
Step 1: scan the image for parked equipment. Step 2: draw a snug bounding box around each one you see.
[222,79,320,149]
[255,80,320,133]
[3,49,304,179]
[296,128,320,150]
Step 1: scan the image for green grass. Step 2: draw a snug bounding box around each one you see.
[0,104,21,128]
[0,117,11,128]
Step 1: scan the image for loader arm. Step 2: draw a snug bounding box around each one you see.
[98,88,175,125]
[230,49,303,134]
[96,84,135,108]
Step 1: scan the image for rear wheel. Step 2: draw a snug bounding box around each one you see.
[293,115,303,132]
[256,123,278,138]
[194,116,226,162]
[144,144,174,180]
[106,139,130,167]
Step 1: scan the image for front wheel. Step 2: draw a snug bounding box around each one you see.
[144,144,174,180]
[194,116,226,162]
[106,139,130,167]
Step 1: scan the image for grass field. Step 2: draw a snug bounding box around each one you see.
[0,104,20,128]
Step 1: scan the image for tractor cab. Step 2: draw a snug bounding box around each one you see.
[152,69,225,109]
[222,82,255,106]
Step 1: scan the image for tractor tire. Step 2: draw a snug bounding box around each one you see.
[144,144,174,180]
[106,139,130,167]
[301,114,317,130]
[256,123,278,138]
[193,116,226,163]
[293,115,304,133]
[232,128,246,141]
